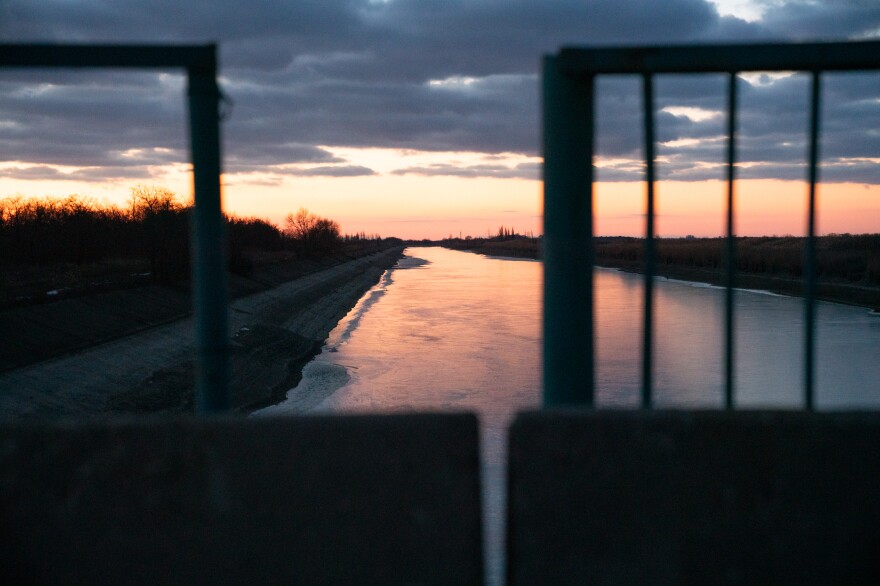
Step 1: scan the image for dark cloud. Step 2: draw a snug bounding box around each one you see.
[0,71,188,170]
[225,144,342,173]
[0,164,161,181]
[759,1,880,40]
[393,161,538,180]
[0,0,876,184]
[288,165,376,177]
[592,70,879,183]
[0,165,70,180]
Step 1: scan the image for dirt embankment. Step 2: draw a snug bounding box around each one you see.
[0,247,404,421]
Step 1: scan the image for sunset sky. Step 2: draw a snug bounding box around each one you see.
[1,0,877,239]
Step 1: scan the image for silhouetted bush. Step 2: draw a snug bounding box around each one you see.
[227,216,286,276]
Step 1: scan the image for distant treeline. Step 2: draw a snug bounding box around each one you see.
[596,235,880,286]
[431,226,540,259]
[0,187,397,288]
[435,231,880,288]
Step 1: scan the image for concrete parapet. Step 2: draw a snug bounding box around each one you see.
[1,413,483,585]
[508,410,880,585]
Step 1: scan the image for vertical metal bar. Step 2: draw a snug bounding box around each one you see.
[187,46,230,413]
[542,56,595,407]
[724,73,737,409]
[641,74,656,409]
[804,71,821,411]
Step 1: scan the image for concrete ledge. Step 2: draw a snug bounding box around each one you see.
[1,413,483,585]
[508,410,880,585]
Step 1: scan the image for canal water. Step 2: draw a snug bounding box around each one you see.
[256,246,880,584]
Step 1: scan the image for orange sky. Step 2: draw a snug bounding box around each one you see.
[595,179,880,238]
[1,154,877,240]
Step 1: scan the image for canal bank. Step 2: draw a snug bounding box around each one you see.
[0,247,404,420]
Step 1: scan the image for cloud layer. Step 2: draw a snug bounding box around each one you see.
[1,0,878,183]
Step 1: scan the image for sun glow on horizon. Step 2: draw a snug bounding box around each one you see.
[595,179,880,237]
[1,145,877,240]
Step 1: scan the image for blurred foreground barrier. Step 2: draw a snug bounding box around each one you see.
[0,413,483,585]
[507,410,880,585]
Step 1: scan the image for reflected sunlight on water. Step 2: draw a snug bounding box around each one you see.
[259,246,880,584]
[265,246,880,416]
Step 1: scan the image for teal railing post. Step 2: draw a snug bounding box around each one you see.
[804,71,822,411]
[187,46,230,413]
[542,56,595,407]
[724,72,738,409]
[641,74,656,409]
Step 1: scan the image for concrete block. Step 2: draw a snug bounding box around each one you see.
[1,413,483,585]
[508,410,880,585]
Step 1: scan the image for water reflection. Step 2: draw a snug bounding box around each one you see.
[262,247,880,413]
[259,246,880,585]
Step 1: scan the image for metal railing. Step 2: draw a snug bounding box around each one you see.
[1,44,229,413]
[542,40,880,409]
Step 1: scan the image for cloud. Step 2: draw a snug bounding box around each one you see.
[0,165,70,180]
[0,0,876,184]
[225,143,342,172]
[393,161,538,180]
[592,70,879,183]
[759,1,880,40]
[287,165,376,177]
[0,164,161,181]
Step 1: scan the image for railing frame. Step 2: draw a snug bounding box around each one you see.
[1,44,230,413]
[542,40,880,409]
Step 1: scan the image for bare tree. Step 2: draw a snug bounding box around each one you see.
[128,185,183,220]
[284,207,316,239]
[284,208,341,257]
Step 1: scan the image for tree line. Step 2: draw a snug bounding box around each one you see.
[435,228,540,259]
[0,186,384,286]
[594,235,880,286]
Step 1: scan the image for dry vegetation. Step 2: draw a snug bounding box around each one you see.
[437,226,540,259]
[596,235,880,286]
[436,230,880,307]
[0,187,399,307]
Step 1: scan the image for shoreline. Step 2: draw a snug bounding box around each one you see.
[601,260,880,310]
[0,247,404,420]
[1,248,398,373]
[451,245,879,310]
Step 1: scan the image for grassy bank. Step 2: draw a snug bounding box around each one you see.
[437,234,880,309]
[598,235,880,309]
